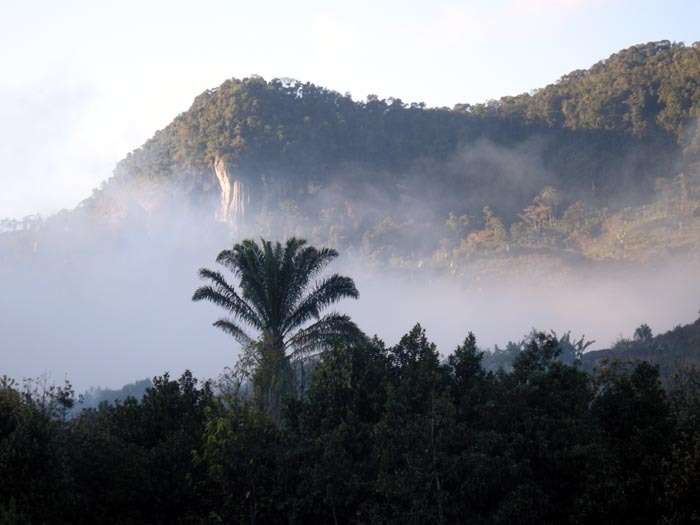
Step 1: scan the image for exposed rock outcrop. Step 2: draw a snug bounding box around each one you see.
[213,157,248,227]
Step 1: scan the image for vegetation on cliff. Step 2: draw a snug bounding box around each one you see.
[4,40,695,271]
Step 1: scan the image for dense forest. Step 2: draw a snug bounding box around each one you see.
[3,321,700,523]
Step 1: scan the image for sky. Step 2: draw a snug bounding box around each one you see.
[0,0,699,219]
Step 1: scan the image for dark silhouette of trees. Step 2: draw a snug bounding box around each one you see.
[635,323,654,342]
[3,319,700,523]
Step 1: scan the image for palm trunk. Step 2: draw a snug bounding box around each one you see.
[254,338,293,423]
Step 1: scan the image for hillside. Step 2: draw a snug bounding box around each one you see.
[82,42,700,261]
[582,316,700,374]
[2,41,700,274]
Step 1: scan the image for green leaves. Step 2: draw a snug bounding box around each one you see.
[194,237,361,419]
[4,322,700,522]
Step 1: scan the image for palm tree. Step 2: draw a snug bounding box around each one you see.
[192,237,361,417]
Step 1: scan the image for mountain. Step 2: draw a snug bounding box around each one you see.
[3,41,700,271]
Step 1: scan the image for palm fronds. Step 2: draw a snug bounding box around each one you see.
[193,237,360,357]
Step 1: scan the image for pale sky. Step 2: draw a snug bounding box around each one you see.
[1,0,699,218]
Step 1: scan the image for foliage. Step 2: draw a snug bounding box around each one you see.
[66,371,213,523]
[193,237,362,419]
[3,318,700,522]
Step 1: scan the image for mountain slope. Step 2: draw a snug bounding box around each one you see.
[2,41,699,272]
[80,41,698,231]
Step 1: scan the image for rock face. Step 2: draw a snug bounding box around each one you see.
[213,156,248,227]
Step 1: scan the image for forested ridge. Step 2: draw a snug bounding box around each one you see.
[3,41,699,272]
[112,40,700,182]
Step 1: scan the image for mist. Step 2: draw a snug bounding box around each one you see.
[345,259,700,355]
[1,162,698,394]
[2,101,698,392]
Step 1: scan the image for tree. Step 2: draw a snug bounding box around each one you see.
[591,360,674,522]
[192,237,361,418]
[369,325,453,523]
[195,393,283,524]
[284,338,390,522]
[634,323,654,342]
[0,376,77,523]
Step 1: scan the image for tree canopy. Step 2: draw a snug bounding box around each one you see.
[3,319,700,523]
[192,237,361,417]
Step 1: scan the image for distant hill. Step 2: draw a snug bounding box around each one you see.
[477,316,700,382]
[582,316,700,375]
[2,41,700,272]
[77,378,152,411]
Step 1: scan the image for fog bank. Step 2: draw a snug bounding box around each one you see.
[2,214,697,393]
